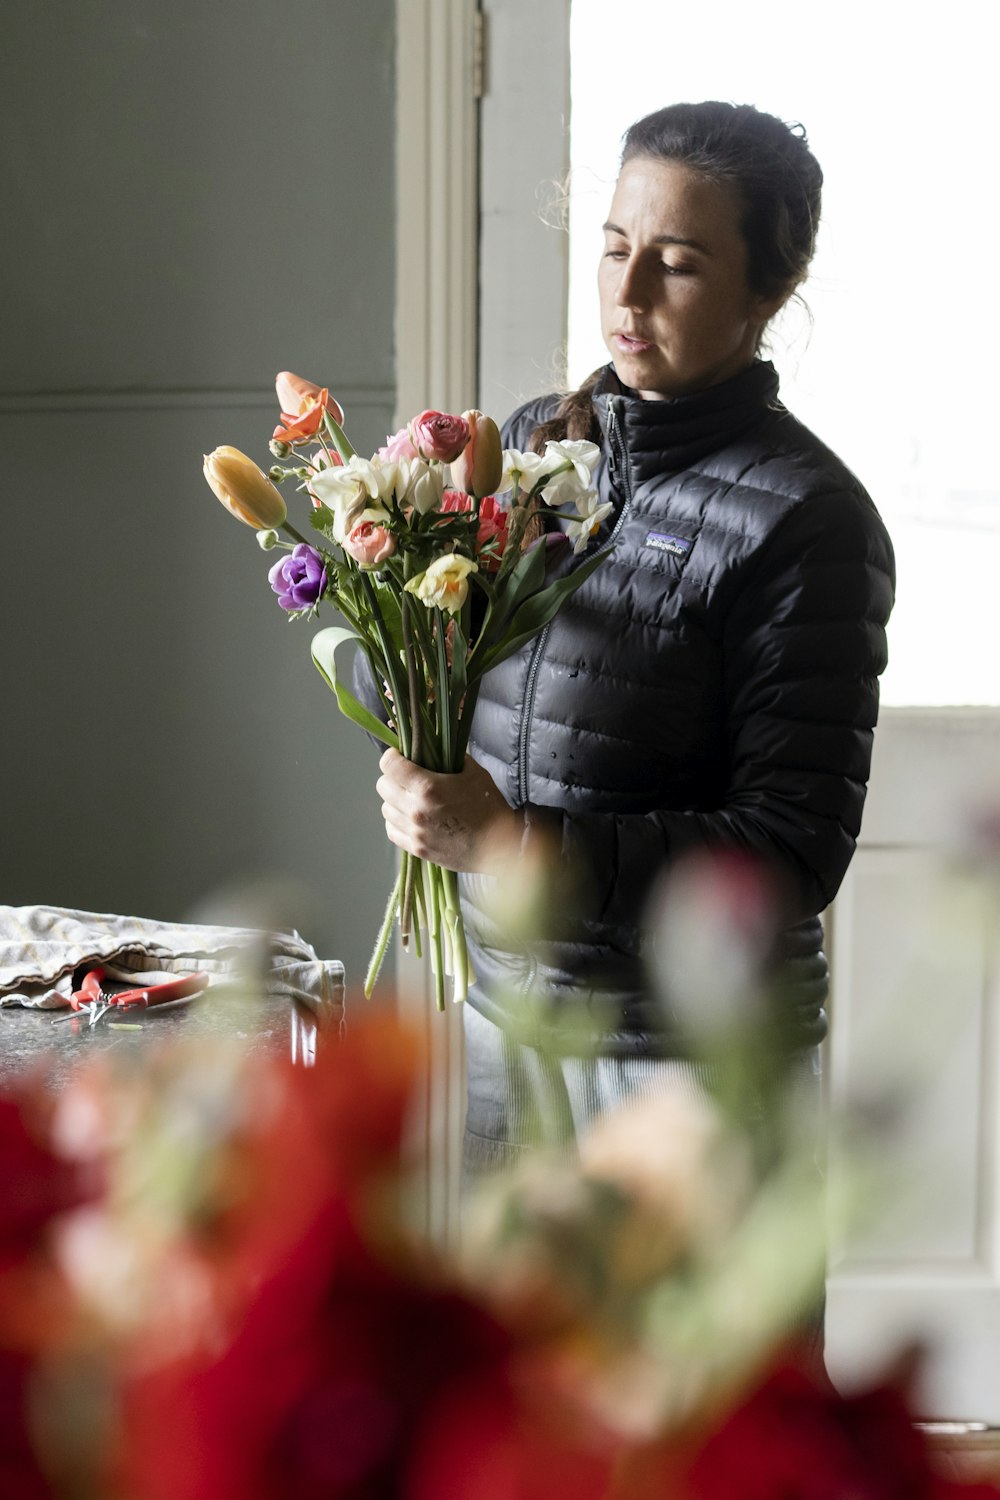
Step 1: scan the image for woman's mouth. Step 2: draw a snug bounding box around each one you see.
[614,332,654,353]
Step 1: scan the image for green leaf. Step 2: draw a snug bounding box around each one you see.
[493,541,546,616]
[311,626,399,750]
[475,550,608,674]
[310,504,337,537]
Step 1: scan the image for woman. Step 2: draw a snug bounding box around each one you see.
[375,102,895,1177]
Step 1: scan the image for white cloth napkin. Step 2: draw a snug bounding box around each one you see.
[0,904,344,1018]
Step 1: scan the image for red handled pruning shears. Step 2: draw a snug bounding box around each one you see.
[52,966,211,1027]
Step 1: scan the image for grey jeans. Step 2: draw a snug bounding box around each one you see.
[462,1001,823,1178]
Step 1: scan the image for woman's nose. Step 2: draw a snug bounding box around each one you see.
[616,257,648,310]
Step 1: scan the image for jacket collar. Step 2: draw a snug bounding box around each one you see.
[592,359,782,480]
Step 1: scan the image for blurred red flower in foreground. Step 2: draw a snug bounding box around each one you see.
[675,1353,1000,1500]
[1,1083,102,1500]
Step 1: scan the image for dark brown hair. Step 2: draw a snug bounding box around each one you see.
[531,101,823,451]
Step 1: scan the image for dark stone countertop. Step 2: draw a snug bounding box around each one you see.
[0,987,330,1090]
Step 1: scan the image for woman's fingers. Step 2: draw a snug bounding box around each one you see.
[373,749,517,872]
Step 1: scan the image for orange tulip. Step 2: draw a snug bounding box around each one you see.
[272,387,331,446]
[203,446,287,529]
[274,371,345,427]
[449,410,503,499]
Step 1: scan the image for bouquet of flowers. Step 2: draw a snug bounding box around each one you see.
[203,372,612,1006]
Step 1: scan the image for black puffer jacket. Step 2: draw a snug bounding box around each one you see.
[461,359,895,1054]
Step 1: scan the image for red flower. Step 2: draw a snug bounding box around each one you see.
[440,491,509,569]
[681,1352,1000,1500]
[0,1083,103,1500]
[119,1217,515,1500]
[0,1084,101,1347]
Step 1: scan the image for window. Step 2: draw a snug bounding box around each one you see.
[568,0,998,706]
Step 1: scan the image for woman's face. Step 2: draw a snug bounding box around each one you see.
[598,157,782,400]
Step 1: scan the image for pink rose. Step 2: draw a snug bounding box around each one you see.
[344,510,397,568]
[378,426,420,462]
[408,410,470,465]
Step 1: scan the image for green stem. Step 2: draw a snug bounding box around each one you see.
[399,595,423,938]
[398,850,411,948]
[359,571,410,759]
[280,521,312,547]
[409,858,424,961]
[427,865,446,1012]
[401,596,423,766]
[434,608,454,769]
[365,864,403,997]
[440,868,469,1003]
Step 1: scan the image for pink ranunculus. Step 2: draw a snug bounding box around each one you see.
[408,410,470,465]
[344,511,397,568]
[378,426,420,463]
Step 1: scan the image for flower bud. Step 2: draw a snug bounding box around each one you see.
[257,529,281,550]
[450,411,503,499]
[269,439,292,460]
[203,446,287,530]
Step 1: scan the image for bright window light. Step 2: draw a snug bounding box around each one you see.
[569,1,999,706]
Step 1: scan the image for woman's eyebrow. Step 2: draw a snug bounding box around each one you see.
[602,220,710,254]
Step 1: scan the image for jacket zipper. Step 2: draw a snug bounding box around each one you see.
[515,396,635,999]
[603,396,635,549]
[517,623,550,806]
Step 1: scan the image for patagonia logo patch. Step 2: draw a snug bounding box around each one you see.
[644,530,692,558]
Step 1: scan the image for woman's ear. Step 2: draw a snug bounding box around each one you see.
[753,286,792,325]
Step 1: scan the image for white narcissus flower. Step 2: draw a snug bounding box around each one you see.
[543,438,601,486]
[404,553,478,613]
[564,495,614,553]
[500,448,548,497]
[398,457,446,515]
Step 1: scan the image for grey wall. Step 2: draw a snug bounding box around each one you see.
[1,0,398,988]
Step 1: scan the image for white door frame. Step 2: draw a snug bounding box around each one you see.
[395,0,480,423]
[394,0,482,1244]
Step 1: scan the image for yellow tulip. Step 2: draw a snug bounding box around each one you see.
[203,446,287,530]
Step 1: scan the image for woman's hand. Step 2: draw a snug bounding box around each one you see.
[376,748,521,873]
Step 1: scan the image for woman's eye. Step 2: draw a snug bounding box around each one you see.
[603,248,628,259]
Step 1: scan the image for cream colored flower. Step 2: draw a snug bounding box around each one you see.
[203,446,287,530]
[398,457,445,515]
[309,455,388,541]
[578,1084,749,1284]
[543,438,600,486]
[500,448,548,497]
[404,552,478,613]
